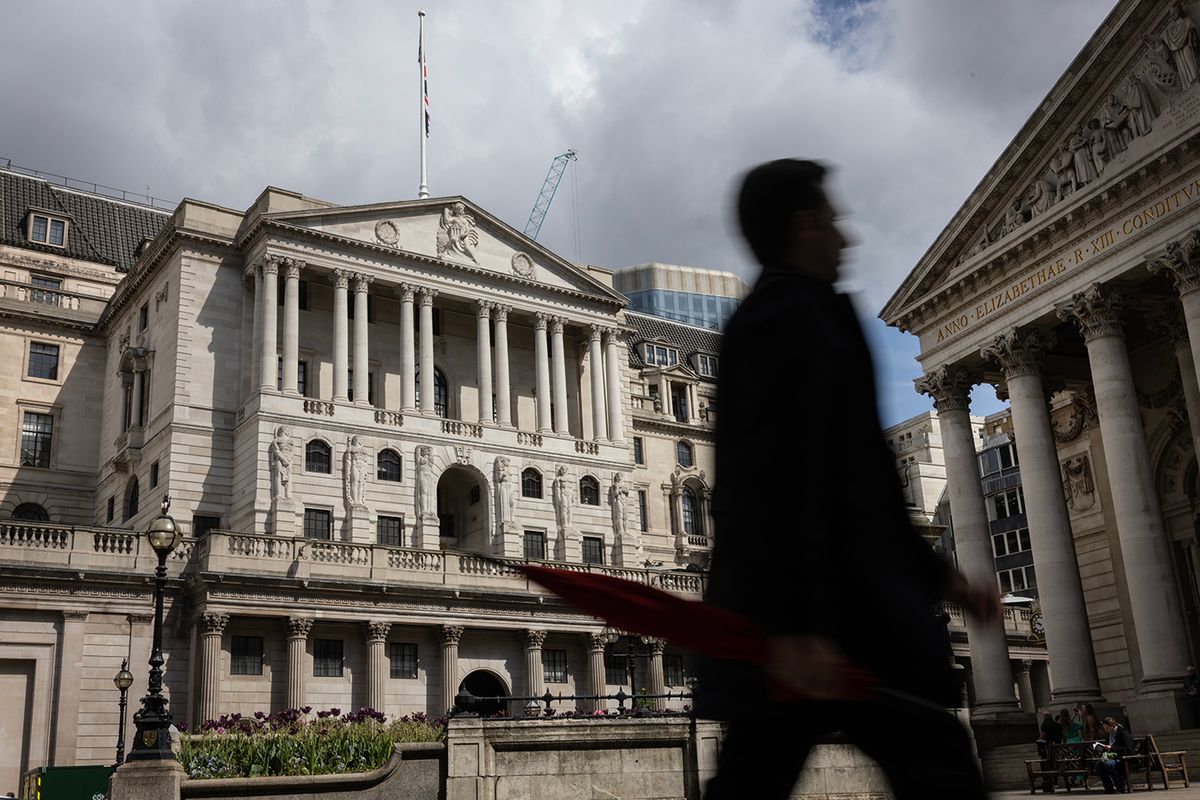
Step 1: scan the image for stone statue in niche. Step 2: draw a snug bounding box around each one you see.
[494,456,516,527]
[269,426,294,501]
[1061,455,1096,512]
[343,435,370,510]
[552,466,572,533]
[1052,143,1078,202]
[1069,126,1098,187]
[1024,177,1055,219]
[1122,74,1159,139]
[436,201,480,264]
[610,472,630,538]
[1162,3,1200,89]
[414,445,436,519]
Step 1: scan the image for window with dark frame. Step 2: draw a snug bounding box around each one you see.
[523,530,546,561]
[106,496,115,523]
[542,649,568,683]
[193,515,221,537]
[415,365,448,417]
[638,490,648,532]
[633,437,644,466]
[604,650,626,685]
[125,478,140,520]
[664,654,685,686]
[377,449,402,481]
[681,487,698,537]
[579,475,600,505]
[139,303,149,331]
[470,485,481,504]
[149,461,159,488]
[20,411,53,468]
[378,515,404,546]
[231,635,264,675]
[27,342,60,380]
[676,440,694,468]
[306,440,332,473]
[522,468,543,498]
[582,536,604,565]
[313,638,344,677]
[30,275,62,305]
[28,215,67,247]
[389,642,418,678]
[12,503,48,521]
[303,508,332,540]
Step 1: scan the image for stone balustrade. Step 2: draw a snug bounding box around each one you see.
[0,278,109,318]
[0,520,196,575]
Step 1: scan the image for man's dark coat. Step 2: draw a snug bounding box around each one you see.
[696,270,958,720]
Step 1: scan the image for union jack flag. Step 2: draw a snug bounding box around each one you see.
[419,33,429,137]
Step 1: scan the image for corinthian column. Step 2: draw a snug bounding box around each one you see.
[916,365,1020,716]
[494,306,512,427]
[332,270,349,402]
[352,273,373,405]
[589,325,608,441]
[246,265,262,392]
[1149,238,1200,403]
[440,624,463,715]
[477,301,494,424]
[419,289,438,414]
[1147,305,1200,460]
[286,617,313,711]
[399,285,417,412]
[644,637,666,711]
[365,621,391,714]
[1057,284,1191,698]
[534,314,552,433]
[259,257,280,393]
[522,629,547,698]
[980,329,1103,704]
[604,328,625,443]
[282,260,302,395]
[585,632,607,712]
[198,612,229,724]
[550,318,570,435]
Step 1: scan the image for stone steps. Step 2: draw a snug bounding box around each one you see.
[981,742,1041,791]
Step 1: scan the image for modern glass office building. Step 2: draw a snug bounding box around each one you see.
[613,263,748,330]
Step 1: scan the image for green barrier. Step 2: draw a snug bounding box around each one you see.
[20,765,114,800]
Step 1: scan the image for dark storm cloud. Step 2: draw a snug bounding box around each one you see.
[0,0,1116,422]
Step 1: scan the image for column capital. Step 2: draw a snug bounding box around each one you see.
[286,616,314,639]
[352,272,374,293]
[589,324,604,342]
[440,624,464,645]
[477,299,494,318]
[1146,304,1191,352]
[396,283,417,302]
[419,287,438,306]
[365,620,392,643]
[586,632,608,653]
[1020,658,1034,673]
[980,328,1052,380]
[914,365,976,412]
[282,258,305,279]
[1147,234,1200,297]
[603,327,622,343]
[494,304,511,322]
[200,612,230,634]
[550,317,565,336]
[127,612,154,625]
[522,629,547,649]
[260,255,282,276]
[62,609,89,621]
[332,269,350,290]
[534,312,550,330]
[641,636,666,655]
[1056,283,1125,341]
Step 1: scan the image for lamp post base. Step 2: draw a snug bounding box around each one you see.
[108,758,185,800]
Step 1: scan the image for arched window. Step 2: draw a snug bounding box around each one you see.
[415,365,449,418]
[681,486,698,537]
[124,478,140,521]
[306,440,332,474]
[676,440,694,468]
[12,503,49,521]
[377,448,402,482]
[522,467,543,499]
[579,475,600,506]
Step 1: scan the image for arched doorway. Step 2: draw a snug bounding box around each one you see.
[459,670,509,717]
[437,465,490,551]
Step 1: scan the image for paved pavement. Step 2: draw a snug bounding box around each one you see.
[992,788,1198,798]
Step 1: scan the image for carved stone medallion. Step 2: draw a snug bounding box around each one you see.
[511,252,535,279]
[374,220,400,247]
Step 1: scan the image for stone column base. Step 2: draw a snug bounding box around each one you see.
[271,498,296,537]
[109,759,185,800]
[346,505,371,543]
[1126,691,1191,733]
[414,514,440,550]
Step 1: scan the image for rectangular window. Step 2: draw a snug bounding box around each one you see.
[30,276,62,305]
[139,303,149,331]
[664,654,685,687]
[27,342,60,380]
[978,449,1001,478]
[523,531,546,561]
[28,215,67,247]
[313,639,344,677]
[20,411,53,468]
[49,219,65,246]
[230,635,264,675]
[389,642,418,678]
[542,649,568,684]
[696,355,718,377]
[633,437,644,466]
[149,461,159,488]
[638,490,648,532]
[193,515,221,536]
[582,536,604,565]
[106,496,115,523]
[378,515,404,546]
[604,651,626,685]
[298,360,308,397]
[999,444,1015,470]
[303,509,332,540]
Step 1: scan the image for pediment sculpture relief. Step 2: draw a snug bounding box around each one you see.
[436,202,479,264]
[1061,454,1096,512]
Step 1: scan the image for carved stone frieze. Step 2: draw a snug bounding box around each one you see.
[511,252,535,279]
[436,202,479,263]
[914,365,976,413]
[1137,371,1182,409]
[1145,302,1191,351]
[1061,454,1096,512]
[1056,283,1125,341]
[374,220,400,247]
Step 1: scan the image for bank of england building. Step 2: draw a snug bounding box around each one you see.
[0,167,721,783]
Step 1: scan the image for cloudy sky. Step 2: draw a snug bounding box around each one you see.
[0,0,1118,426]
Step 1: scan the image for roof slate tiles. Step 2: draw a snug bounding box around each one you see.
[625,310,723,375]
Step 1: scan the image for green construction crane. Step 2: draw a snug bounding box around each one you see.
[524,149,578,240]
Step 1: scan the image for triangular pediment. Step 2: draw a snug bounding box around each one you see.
[265,195,625,305]
[882,0,1200,325]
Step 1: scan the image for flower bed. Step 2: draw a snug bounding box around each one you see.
[179,708,446,779]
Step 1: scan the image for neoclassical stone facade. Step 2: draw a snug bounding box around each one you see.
[0,174,714,788]
[883,0,1200,732]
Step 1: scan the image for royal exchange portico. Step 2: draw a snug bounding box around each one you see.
[884,0,1200,733]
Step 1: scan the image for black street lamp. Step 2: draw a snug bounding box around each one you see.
[127,495,180,762]
[113,659,134,766]
[601,626,651,705]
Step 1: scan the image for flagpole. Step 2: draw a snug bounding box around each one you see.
[417,10,429,199]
